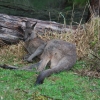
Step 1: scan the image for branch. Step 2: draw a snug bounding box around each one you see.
[90,53,100,60]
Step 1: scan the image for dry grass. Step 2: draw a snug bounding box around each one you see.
[0,40,6,47]
[0,17,99,65]
[39,16,100,60]
[0,41,27,66]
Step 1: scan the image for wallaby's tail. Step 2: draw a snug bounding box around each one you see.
[0,62,40,71]
[35,66,72,85]
[0,64,18,69]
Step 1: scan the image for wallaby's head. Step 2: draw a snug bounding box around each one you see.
[23,21,37,41]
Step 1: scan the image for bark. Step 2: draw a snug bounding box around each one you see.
[0,13,80,44]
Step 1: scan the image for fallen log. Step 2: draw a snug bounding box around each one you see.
[0,13,81,44]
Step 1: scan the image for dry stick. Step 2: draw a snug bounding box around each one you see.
[70,3,75,31]
[59,12,67,40]
[79,3,88,27]
[88,0,94,22]
[49,12,53,38]
[58,13,65,39]
[59,12,66,28]
[97,17,100,43]
[90,53,100,60]
[75,3,88,36]
[97,0,100,42]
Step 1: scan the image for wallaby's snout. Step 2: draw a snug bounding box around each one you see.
[17,21,37,41]
[24,32,30,41]
[23,21,37,41]
[23,35,27,41]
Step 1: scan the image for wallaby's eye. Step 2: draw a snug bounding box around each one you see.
[28,33,31,35]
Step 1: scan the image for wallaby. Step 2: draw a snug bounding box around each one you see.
[0,21,77,85]
[22,21,47,62]
[18,21,77,85]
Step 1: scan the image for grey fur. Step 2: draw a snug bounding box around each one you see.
[23,21,46,62]
[22,21,77,85]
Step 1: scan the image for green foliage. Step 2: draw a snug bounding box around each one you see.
[0,67,100,100]
[0,46,100,99]
[68,0,89,5]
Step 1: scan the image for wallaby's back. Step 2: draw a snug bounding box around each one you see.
[42,39,76,56]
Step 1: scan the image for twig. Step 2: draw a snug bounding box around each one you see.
[90,53,100,60]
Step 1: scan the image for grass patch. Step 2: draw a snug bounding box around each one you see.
[0,17,100,100]
[0,68,100,100]
[0,44,100,100]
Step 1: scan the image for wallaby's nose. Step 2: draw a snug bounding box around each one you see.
[22,37,26,41]
[23,35,28,41]
[21,36,27,41]
[19,37,25,41]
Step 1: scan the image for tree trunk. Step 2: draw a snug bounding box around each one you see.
[0,13,80,45]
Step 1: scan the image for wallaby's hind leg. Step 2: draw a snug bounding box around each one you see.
[37,57,50,72]
[50,57,60,69]
[50,57,72,73]
[27,44,46,62]
[28,61,41,69]
[50,51,63,69]
[20,60,42,71]
[35,56,76,85]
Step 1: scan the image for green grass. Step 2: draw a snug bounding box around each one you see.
[0,45,100,100]
[0,67,100,100]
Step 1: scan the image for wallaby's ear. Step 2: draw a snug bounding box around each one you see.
[26,21,31,28]
[32,22,37,29]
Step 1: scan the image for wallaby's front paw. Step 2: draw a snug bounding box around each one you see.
[23,58,27,61]
[23,54,30,61]
[27,58,33,63]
